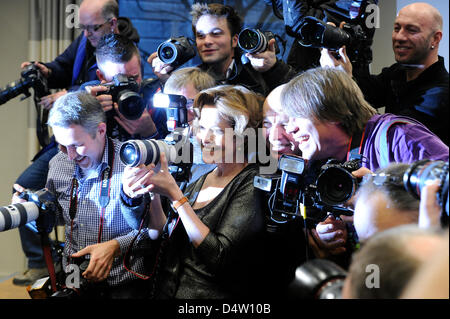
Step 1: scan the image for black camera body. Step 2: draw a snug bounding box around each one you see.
[157,36,196,69]
[297,16,372,65]
[97,74,145,120]
[0,63,49,105]
[50,256,90,299]
[315,158,361,207]
[238,28,280,54]
[254,155,358,225]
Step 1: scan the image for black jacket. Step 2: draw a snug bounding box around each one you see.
[44,17,140,91]
[198,55,297,97]
[356,56,449,145]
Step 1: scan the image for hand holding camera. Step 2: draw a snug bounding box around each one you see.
[148,52,174,83]
[70,240,120,283]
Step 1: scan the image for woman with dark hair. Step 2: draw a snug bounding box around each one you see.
[121,85,267,299]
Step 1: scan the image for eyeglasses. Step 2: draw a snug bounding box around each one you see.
[79,19,111,33]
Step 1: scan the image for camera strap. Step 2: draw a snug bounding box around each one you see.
[67,138,115,263]
[123,203,180,282]
[346,128,366,162]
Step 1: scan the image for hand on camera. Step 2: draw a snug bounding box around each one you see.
[86,84,113,112]
[123,152,180,201]
[246,38,277,72]
[11,183,26,204]
[419,179,442,229]
[147,52,173,83]
[71,239,120,282]
[21,61,51,78]
[309,215,348,258]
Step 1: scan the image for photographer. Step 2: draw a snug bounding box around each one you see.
[84,33,168,141]
[162,67,217,183]
[121,85,268,298]
[320,2,449,145]
[353,161,448,243]
[12,0,140,287]
[280,67,448,267]
[13,91,149,298]
[266,0,377,75]
[150,3,297,97]
[283,68,448,172]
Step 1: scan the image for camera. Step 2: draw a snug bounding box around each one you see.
[120,94,193,183]
[0,188,58,233]
[315,158,361,207]
[0,63,49,105]
[238,28,280,54]
[403,160,449,223]
[153,92,189,131]
[254,156,357,225]
[157,36,196,69]
[288,259,347,299]
[97,74,145,120]
[50,256,90,299]
[296,16,372,65]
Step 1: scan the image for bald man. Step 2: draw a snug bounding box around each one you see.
[263,84,300,159]
[321,2,449,145]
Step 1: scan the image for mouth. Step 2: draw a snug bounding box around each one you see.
[297,135,310,145]
[394,45,412,53]
[201,49,217,55]
[75,156,88,165]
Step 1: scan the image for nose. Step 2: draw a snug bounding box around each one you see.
[84,29,92,38]
[285,117,299,135]
[269,123,286,144]
[393,28,407,42]
[66,146,79,161]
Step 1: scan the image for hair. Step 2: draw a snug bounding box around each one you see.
[356,163,420,212]
[164,67,216,95]
[101,0,119,21]
[190,3,243,37]
[347,225,440,299]
[194,85,263,134]
[48,91,106,137]
[96,33,140,65]
[281,68,377,137]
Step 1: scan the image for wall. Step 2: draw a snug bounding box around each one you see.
[0,0,31,277]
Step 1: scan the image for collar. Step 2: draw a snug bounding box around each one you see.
[225,59,236,79]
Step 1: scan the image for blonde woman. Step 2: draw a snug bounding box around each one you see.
[121,85,267,298]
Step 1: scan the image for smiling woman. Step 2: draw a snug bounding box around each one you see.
[120,85,269,299]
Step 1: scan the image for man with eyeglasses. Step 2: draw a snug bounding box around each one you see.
[12,0,140,287]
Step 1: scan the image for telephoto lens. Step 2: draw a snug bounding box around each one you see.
[403,160,449,217]
[117,90,145,120]
[119,139,178,167]
[288,259,347,299]
[0,202,40,232]
[238,28,269,54]
[157,37,196,69]
[297,16,352,50]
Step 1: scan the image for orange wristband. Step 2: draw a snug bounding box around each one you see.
[172,196,188,211]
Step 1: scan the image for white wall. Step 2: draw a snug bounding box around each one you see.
[0,0,31,277]
[397,0,449,71]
